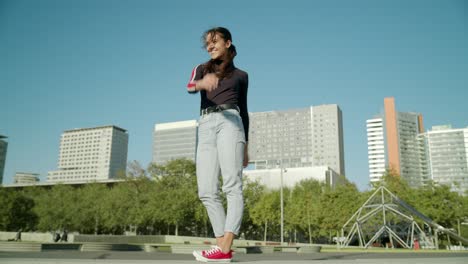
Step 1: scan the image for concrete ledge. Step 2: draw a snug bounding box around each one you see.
[297,245,321,253]
[277,246,300,252]
[75,235,164,244]
[143,244,171,253]
[275,245,322,253]
[80,243,143,252]
[170,244,210,254]
[235,245,274,254]
[0,242,42,252]
[74,235,217,245]
[41,243,82,251]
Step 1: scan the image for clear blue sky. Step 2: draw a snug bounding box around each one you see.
[1,0,467,190]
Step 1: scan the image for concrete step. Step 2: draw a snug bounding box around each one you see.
[0,242,41,252]
[170,244,210,254]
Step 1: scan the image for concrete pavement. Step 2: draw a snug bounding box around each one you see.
[1,251,468,264]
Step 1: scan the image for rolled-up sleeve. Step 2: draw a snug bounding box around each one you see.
[187,64,203,93]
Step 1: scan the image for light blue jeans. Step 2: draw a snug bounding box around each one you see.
[196,109,245,237]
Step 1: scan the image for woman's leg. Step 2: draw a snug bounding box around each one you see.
[196,117,226,238]
[217,110,246,252]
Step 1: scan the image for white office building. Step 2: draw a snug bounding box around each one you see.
[14,172,40,184]
[420,125,468,195]
[153,120,198,165]
[248,105,345,176]
[243,166,342,189]
[48,125,128,183]
[366,117,386,183]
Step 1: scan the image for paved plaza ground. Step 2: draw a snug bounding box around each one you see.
[1,250,468,264]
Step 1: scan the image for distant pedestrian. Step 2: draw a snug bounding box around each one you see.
[60,230,68,242]
[54,231,61,242]
[15,228,22,242]
[188,27,249,263]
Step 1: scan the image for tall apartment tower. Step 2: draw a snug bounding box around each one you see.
[48,125,128,182]
[0,135,7,184]
[153,120,198,165]
[248,105,345,176]
[367,97,426,186]
[420,125,468,195]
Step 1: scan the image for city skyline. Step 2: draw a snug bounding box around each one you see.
[1,0,467,190]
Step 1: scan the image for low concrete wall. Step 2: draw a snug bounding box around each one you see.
[164,235,216,245]
[74,235,165,244]
[74,234,263,246]
[0,232,74,243]
[1,232,287,248]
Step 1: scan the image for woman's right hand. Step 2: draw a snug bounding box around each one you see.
[196,73,219,92]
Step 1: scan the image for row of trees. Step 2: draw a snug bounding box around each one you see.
[1,159,467,243]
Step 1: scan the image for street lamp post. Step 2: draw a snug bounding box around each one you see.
[274,110,285,244]
[280,160,284,244]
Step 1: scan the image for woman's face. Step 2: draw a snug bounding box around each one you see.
[205,32,231,60]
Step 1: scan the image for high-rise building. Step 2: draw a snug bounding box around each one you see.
[420,125,468,195]
[48,125,128,183]
[248,105,345,176]
[367,97,426,186]
[153,120,198,165]
[0,135,7,184]
[366,117,386,183]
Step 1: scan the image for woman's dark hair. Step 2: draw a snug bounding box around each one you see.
[202,27,237,79]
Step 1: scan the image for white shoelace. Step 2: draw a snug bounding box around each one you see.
[204,246,221,256]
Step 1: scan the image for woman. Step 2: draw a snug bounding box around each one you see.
[187,27,249,262]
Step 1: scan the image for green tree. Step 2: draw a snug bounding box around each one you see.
[319,181,362,242]
[287,179,322,243]
[241,178,266,240]
[76,183,109,234]
[0,188,37,231]
[372,168,416,203]
[193,197,210,237]
[96,179,154,235]
[414,182,465,229]
[149,159,198,236]
[131,177,160,234]
[33,184,77,232]
[251,190,280,241]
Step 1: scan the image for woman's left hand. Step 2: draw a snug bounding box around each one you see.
[243,143,249,168]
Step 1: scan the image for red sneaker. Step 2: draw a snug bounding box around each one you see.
[193,245,216,261]
[193,246,233,262]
